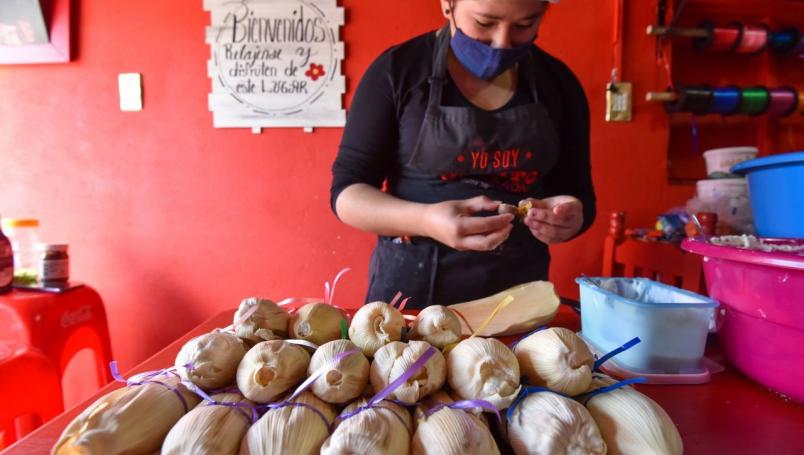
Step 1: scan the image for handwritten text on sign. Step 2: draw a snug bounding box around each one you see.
[204,0,345,130]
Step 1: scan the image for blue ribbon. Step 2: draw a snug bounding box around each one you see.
[593,337,641,371]
[578,377,648,405]
[508,325,547,351]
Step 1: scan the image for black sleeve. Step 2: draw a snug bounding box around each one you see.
[541,68,596,237]
[330,52,399,216]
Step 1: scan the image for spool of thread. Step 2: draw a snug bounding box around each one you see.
[739,86,770,115]
[736,24,770,54]
[769,28,800,55]
[767,87,799,117]
[711,86,742,115]
[795,34,804,59]
[693,21,742,52]
[798,90,804,116]
[664,85,713,115]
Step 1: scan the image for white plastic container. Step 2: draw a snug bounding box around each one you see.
[696,178,747,203]
[576,277,718,374]
[703,146,758,176]
[0,219,40,282]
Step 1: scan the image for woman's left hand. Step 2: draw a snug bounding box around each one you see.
[521,195,584,245]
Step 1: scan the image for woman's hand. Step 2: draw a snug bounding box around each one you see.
[522,196,584,245]
[423,196,514,251]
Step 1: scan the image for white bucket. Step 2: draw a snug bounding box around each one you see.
[703,147,758,176]
[696,178,748,203]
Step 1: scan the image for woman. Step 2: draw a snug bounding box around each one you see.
[331,0,595,308]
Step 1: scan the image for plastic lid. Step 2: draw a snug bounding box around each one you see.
[703,146,758,157]
[36,243,69,252]
[732,150,804,174]
[1,219,40,228]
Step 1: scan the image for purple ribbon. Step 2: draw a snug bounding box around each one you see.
[109,361,190,413]
[422,398,502,423]
[335,346,437,425]
[248,348,362,430]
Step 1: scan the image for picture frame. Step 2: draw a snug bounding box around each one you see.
[0,0,71,64]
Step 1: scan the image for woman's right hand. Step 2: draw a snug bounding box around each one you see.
[422,196,515,251]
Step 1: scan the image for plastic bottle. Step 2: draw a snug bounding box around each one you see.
[0,216,14,294]
[0,218,40,283]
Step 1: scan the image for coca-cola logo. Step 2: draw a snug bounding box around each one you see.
[61,305,92,328]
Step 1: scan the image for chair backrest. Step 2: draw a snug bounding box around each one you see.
[602,212,706,294]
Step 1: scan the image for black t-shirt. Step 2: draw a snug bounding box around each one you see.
[331,29,595,235]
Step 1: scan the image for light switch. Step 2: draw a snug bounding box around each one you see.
[118,73,142,111]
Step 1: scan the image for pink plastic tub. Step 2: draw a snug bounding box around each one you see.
[682,238,804,403]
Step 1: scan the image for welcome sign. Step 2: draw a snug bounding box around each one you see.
[204,0,345,131]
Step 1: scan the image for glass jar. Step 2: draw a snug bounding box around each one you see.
[1,218,40,284]
[38,243,69,283]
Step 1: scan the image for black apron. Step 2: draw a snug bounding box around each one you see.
[366,26,561,309]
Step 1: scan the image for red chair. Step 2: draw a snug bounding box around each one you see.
[602,212,706,294]
[0,286,114,399]
[0,342,64,447]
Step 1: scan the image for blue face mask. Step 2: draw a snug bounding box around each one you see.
[449,27,532,80]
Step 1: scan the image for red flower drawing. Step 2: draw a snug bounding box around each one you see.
[305,63,325,81]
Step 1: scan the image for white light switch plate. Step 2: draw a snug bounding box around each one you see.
[118,73,142,111]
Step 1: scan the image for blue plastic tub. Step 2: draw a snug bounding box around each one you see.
[576,277,719,374]
[732,151,804,239]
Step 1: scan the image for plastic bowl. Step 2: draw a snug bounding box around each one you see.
[732,151,804,239]
[695,178,747,203]
[576,277,718,374]
[682,238,804,403]
[703,146,758,176]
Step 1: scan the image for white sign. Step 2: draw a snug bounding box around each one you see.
[204,0,345,131]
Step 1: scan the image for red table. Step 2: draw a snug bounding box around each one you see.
[4,306,804,454]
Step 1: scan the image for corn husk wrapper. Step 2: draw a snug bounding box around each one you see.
[52,374,201,455]
[321,398,411,455]
[309,339,370,404]
[513,327,595,396]
[409,305,462,349]
[348,301,405,357]
[234,297,289,344]
[239,391,336,455]
[288,302,348,346]
[175,330,248,390]
[447,337,521,410]
[162,392,253,455]
[507,391,607,455]
[586,375,683,455]
[370,340,446,404]
[411,391,500,455]
[236,340,310,403]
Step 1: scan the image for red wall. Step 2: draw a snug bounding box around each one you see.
[0,0,693,373]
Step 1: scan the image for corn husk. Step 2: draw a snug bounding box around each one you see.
[370,340,446,404]
[507,392,607,455]
[175,330,248,390]
[234,297,289,343]
[288,302,348,346]
[411,391,500,455]
[239,391,335,455]
[409,305,462,349]
[236,340,310,403]
[52,374,201,455]
[162,392,253,455]
[308,339,370,404]
[348,301,405,357]
[321,398,411,455]
[586,375,683,455]
[513,327,595,396]
[446,337,521,409]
